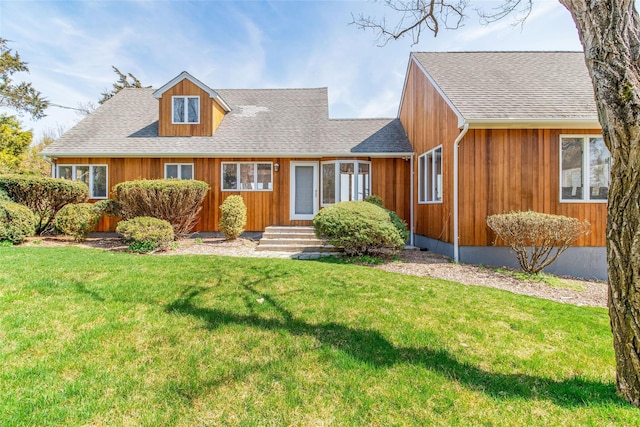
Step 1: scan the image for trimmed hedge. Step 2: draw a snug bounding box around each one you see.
[0,174,89,234]
[116,216,175,253]
[486,210,590,274]
[314,201,405,256]
[112,179,209,238]
[54,203,101,241]
[0,200,36,244]
[219,195,247,240]
[364,195,409,243]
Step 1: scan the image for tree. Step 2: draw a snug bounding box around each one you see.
[99,66,145,105]
[0,115,32,174]
[354,0,640,406]
[0,38,48,119]
[21,127,62,176]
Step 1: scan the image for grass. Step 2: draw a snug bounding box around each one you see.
[494,268,588,291]
[0,246,635,426]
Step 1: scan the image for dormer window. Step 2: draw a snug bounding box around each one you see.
[172,96,200,124]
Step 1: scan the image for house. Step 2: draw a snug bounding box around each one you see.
[399,52,607,280]
[43,52,607,279]
[41,72,413,233]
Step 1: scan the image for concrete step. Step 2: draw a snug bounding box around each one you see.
[262,232,319,239]
[256,244,339,253]
[259,238,325,246]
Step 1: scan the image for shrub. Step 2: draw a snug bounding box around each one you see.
[314,201,404,256]
[0,174,88,234]
[486,210,590,274]
[54,203,101,241]
[93,199,121,217]
[0,200,36,244]
[116,216,174,252]
[0,188,9,202]
[219,195,247,240]
[112,179,209,238]
[364,194,409,243]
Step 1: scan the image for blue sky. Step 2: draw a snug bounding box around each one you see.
[0,0,583,140]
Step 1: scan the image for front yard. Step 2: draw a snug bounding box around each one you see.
[0,246,634,425]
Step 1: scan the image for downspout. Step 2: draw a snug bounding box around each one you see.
[453,122,469,263]
[409,154,415,247]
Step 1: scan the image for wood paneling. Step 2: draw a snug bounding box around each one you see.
[399,59,461,244]
[55,156,410,233]
[458,128,606,247]
[158,79,225,136]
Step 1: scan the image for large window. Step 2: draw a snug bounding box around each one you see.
[560,135,610,202]
[165,163,193,180]
[57,164,108,199]
[172,96,200,124]
[222,162,272,191]
[321,160,370,206]
[418,146,442,203]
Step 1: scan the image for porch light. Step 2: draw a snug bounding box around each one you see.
[274,163,279,172]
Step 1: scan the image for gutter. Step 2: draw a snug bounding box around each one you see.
[39,152,415,159]
[453,122,469,263]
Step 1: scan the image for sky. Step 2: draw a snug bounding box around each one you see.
[0,0,584,141]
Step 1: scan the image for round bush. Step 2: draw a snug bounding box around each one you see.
[0,174,89,234]
[112,179,209,237]
[219,195,247,240]
[313,201,405,256]
[116,216,175,252]
[0,201,37,244]
[364,195,409,243]
[54,203,101,241]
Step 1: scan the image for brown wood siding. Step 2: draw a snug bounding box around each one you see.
[158,79,224,136]
[458,128,606,247]
[399,59,461,244]
[399,58,605,247]
[54,156,409,233]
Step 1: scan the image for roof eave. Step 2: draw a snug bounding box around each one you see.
[464,118,601,130]
[42,151,414,159]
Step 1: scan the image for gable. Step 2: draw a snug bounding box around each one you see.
[410,52,600,129]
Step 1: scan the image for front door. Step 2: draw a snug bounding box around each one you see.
[290,162,319,220]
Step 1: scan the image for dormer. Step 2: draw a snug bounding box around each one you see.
[153,71,231,137]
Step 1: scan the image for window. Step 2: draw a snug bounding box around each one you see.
[172,96,200,124]
[560,135,610,202]
[165,163,194,180]
[320,160,371,206]
[418,146,442,203]
[222,162,272,191]
[57,164,108,199]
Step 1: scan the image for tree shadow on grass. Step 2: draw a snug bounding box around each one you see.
[166,284,624,408]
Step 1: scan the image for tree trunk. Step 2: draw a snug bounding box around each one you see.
[559,0,640,406]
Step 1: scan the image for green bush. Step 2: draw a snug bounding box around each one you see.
[0,200,36,244]
[219,195,247,240]
[0,174,89,234]
[314,201,405,256]
[54,203,101,241]
[364,194,409,243]
[93,199,121,217]
[486,210,590,274]
[116,216,175,252]
[0,188,10,202]
[112,179,209,238]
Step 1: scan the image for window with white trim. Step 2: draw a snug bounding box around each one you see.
[165,163,194,180]
[222,162,272,191]
[320,160,371,206]
[57,164,108,199]
[172,96,200,124]
[418,146,442,203]
[560,135,610,202]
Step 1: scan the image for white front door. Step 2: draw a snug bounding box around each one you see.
[290,162,319,220]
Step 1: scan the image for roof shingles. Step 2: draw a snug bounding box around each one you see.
[44,86,411,157]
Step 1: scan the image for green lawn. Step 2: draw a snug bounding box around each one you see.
[0,247,635,426]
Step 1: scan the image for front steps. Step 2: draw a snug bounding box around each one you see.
[257,226,340,254]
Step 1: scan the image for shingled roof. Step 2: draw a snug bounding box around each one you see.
[43,86,412,157]
[410,51,599,127]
